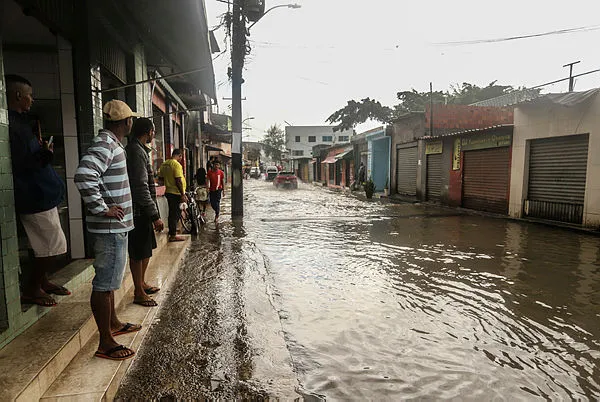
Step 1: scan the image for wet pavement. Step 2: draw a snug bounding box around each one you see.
[117,179,600,400]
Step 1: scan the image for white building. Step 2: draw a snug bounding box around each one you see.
[285,126,354,181]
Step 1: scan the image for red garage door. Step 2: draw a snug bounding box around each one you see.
[463,147,510,214]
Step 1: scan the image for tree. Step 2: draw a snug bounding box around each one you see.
[326,98,393,132]
[246,147,261,163]
[260,124,285,162]
[327,82,540,132]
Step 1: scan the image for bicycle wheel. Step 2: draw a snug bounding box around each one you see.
[180,208,192,233]
[189,204,198,235]
[193,204,203,230]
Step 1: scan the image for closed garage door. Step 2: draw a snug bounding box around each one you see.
[526,134,589,224]
[426,153,443,201]
[396,146,417,196]
[463,147,510,214]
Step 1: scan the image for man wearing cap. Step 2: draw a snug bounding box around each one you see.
[75,100,141,361]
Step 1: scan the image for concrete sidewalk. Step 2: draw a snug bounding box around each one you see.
[0,234,190,401]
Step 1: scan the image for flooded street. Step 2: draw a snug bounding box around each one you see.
[119,179,600,400]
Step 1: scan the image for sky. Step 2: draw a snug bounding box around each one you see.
[205,0,600,142]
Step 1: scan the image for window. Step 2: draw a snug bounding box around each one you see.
[292,150,304,156]
[308,136,316,142]
[338,136,349,142]
[322,136,333,142]
[295,136,301,142]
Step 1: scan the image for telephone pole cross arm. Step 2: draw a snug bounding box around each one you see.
[563,60,581,92]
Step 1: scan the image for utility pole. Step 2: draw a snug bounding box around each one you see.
[231,0,245,217]
[429,82,434,136]
[563,61,580,92]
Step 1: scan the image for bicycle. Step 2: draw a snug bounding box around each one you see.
[179,188,203,235]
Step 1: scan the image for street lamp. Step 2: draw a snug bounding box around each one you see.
[248,4,302,30]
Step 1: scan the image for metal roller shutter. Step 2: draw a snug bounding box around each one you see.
[426,153,443,201]
[526,134,589,224]
[463,147,510,214]
[396,146,417,196]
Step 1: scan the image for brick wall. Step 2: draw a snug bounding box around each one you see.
[425,104,514,131]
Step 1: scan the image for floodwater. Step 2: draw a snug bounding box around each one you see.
[118,178,600,400]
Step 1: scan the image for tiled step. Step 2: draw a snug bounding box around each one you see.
[0,233,187,401]
[41,239,189,401]
[0,259,94,350]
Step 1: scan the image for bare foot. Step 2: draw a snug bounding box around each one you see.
[22,288,57,306]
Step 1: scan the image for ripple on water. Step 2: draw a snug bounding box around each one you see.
[243,180,600,399]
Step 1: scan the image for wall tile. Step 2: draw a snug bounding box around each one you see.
[68,219,85,259]
[60,94,77,137]
[64,136,80,178]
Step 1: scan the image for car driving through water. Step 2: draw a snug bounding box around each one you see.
[273,171,298,189]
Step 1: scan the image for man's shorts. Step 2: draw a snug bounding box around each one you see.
[20,207,67,257]
[128,214,157,261]
[92,232,128,292]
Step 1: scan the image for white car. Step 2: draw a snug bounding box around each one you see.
[265,166,278,181]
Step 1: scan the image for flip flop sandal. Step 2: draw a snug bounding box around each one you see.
[44,285,72,296]
[112,322,142,336]
[133,298,158,307]
[21,296,57,307]
[95,345,135,361]
[144,286,160,295]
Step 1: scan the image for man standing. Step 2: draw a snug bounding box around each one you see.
[206,160,226,223]
[6,74,69,307]
[126,118,164,307]
[159,149,187,242]
[357,162,366,185]
[75,100,141,361]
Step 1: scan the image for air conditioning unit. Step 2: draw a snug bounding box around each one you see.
[246,0,265,22]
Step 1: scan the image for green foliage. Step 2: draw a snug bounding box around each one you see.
[260,124,285,162]
[246,147,261,162]
[326,98,393,132]
[364,178,375,199]
[395,89,446,114]
[327,82,541,132]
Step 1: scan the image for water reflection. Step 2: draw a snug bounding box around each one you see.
[243,179,600,399]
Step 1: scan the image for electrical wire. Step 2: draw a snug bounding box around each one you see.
[434,24,600,46]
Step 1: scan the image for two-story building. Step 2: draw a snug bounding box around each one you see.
[285,125,354,182]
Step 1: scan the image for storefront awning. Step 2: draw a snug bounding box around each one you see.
[321,155,337,164]
[125,0,217,100]
[205,145,223,152]
[335,149,353,160]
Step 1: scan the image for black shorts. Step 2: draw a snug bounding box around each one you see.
[128,214,157,261]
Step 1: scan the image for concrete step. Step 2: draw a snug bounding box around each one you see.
[40,238,189,401]
[0,233,188,401]
[0,259,94,350]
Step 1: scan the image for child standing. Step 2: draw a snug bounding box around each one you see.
[195,167,209,221]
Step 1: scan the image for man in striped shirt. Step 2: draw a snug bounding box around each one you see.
[75,100,141,361]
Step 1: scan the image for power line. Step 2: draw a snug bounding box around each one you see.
[434,24,600,46]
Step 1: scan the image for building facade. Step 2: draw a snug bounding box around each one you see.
[509,90,600,228]
[286,125,354,181]
[0,0,216,348]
